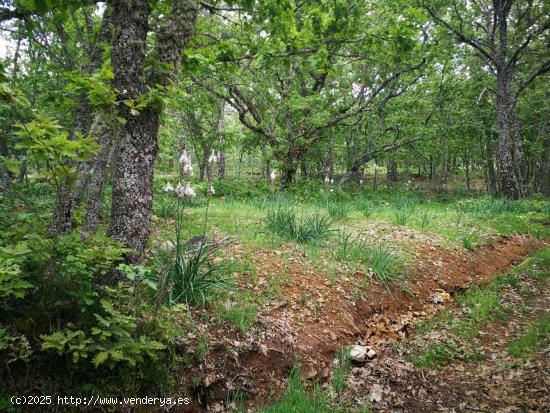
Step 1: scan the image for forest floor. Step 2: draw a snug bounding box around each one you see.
[147,187,550,413]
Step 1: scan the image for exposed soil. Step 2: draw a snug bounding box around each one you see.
[172,234,540,412]
[341,247,550,413]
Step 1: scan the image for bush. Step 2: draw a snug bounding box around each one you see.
[264,207,332,244]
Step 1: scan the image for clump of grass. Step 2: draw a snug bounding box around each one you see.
[257,365,332,413]
[391,195,418,226]
[214,294,257,333]
[153,197,177,218]
[418,210,433,230]
[461,233,478,251]
[355,197,377,218]
[265,207,332,244]
[463,196,527,218]
[159,241,234,306]
[335,234,405,290]
[327,202,352,220]
[155,202,235,307]
[331,347,351,395]
[335,231,355,261]
[507,314,550,358]
[367,245,405,291]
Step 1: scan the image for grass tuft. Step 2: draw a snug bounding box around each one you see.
[265,207,332,244]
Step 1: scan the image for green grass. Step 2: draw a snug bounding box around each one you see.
[214,294,257,333]
[411,340,484,369]
[334,233,406,290]
[264,207,333,244]
[331,347,351,395]
[367,245,406,291]
[507,314,550,358]
[256,365,332,413]
[326,202,352,220]
[453,284,507,340]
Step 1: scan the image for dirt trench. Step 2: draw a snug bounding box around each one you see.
[176,235,540,413]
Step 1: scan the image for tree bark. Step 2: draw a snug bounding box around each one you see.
[108,0,198,262]
[386,158,397,187]
[82,117,116,235]
[495,69,520,199]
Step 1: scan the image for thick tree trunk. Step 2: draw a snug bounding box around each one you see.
[496,69,520,199]
[108,0,197,262]
[108,0,152,260]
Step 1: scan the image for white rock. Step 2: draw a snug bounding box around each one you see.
[158,240,175,251]
[350,345,368,362]
[366,348,377,359]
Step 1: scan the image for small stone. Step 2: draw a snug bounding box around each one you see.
[329,331,337,341]
[158,240,175,251]
[350,345,368,362]
[366,348,377,359]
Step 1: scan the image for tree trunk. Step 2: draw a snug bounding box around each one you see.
[49,6,114,235]
[108,0,198,262]
[386,158,397,187]
[82,117,116,235]
[495,69,520,199]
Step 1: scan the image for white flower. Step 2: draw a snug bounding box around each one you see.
[270,170,276,182]
[324,175,330,184]
[207,184,215,195]
[330,178,334,185]
[208,151,217,166]
[163,182,174,192]
[183,163,193,175]
[183,183,196,197]
[359,179,364,186]
[179,150,191,166]
[175,182,185,198]
[329,188,334,192]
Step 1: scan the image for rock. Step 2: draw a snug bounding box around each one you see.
[158,240,175,251]
[350,345,368,362]
[350,345,376,362]
[370,383,384,403]
[259,343,268,357]
[301,366,318,380]
[430,290,451,304]
[329,331,337,341]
